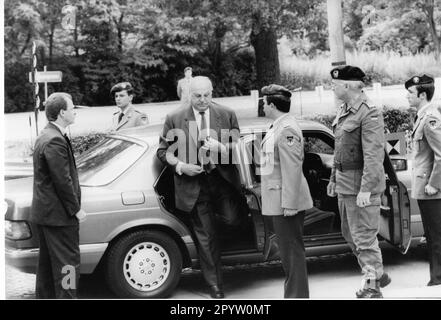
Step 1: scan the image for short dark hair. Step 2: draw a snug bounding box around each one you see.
[45,93,72,121]
[184,67,192,72]
[266,95,291,113]
[110,82,134,97]
[416,83,435,101]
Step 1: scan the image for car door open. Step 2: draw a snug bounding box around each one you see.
[379,152,412,254]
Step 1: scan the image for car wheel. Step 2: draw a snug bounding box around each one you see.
[105,230,182,298]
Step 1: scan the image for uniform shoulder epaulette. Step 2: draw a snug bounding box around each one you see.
[134,109,146,115]
[360,101,375,109]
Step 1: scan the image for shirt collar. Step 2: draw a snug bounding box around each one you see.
[346,92,367,113]
[192,107,210,119]
[120,105,133,115]
[417,102,432,118]
[271,113,290,129]
[50,122,66,135]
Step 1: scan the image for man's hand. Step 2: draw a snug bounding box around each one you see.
[327,181,337,197]
[425,184,439,196]
[181,163,204,176]
[203,137,227,154]
[76,209,87,223]
[283,208,298,217]
[356,191,371,207]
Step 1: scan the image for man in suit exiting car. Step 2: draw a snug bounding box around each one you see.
[157,76,243,299]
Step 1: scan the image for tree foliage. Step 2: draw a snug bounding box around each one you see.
[4,0,441,113]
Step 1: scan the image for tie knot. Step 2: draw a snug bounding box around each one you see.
[199,111,205,116]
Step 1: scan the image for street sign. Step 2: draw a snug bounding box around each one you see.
[29,71,63,83]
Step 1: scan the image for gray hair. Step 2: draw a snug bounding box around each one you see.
[190,76,213,92]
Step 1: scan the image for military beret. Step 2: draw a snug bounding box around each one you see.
[330,65,366,82]
[110,82,134,95]
[404,74,434,89]
[261,84,292,98]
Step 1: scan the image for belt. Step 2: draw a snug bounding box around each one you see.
[334,162,363,172]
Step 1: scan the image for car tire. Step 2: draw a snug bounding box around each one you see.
[105,230,182,298]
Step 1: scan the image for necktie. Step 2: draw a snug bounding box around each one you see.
[118,112,124,124]
[199,111,207,134]
[199,111,214,172]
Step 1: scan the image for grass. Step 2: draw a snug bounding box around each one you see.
[280,50,441,90]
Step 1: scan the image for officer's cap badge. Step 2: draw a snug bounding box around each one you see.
[429,120,440,130]
[413,77,420,84]
[333,70,339,79]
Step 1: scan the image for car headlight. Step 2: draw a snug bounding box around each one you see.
[391,159,407,172]
[5,221,32,240]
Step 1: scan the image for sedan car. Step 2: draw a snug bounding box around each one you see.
[5,118,421,298]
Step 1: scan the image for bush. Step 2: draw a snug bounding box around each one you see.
[303,107,414,133]
[280,50,441,90]
[71,133,107,156]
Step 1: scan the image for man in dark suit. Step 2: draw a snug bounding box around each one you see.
[157,76,242,299]
[30,92,87,299]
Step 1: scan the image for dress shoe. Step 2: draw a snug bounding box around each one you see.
[356,288,383,298]
[209,285,225,299]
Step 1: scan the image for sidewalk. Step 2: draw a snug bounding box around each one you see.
[384,285,441,299]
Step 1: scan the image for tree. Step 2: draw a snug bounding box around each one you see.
[352,0,441,57]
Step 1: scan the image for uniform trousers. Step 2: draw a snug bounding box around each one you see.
[417,199,441,286]
[338,194,384,280]
[189,169,241,287]
[35,224,80,299]
[272,211,309,298]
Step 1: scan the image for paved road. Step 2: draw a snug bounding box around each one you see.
[6,245,440,299]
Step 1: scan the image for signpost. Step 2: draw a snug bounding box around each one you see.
[29,41,63,135]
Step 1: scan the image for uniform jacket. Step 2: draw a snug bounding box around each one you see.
[411,103,441,200]
[260,114,313,216]
[30,123,81,226]
[112,105,148,131]
[330,93,386,195]
[156,103,241,212]
[177,78,192,102]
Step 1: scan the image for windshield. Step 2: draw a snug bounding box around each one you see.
[77,137,146,186]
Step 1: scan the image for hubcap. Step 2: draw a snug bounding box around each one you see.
[123,242,171,292]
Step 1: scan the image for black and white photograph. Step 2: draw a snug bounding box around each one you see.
[2,0,441,303]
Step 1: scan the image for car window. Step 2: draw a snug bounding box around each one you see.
[304,136,334,155]
[77,137,146,186]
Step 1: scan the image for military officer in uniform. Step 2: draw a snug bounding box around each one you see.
[406,74,441,286]
[326,65,391,298]
[260,84,313,298]
[110,82,148,131]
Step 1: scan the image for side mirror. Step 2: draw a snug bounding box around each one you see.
[391,158,408,172]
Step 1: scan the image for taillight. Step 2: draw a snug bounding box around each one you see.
[5,221,32,240]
